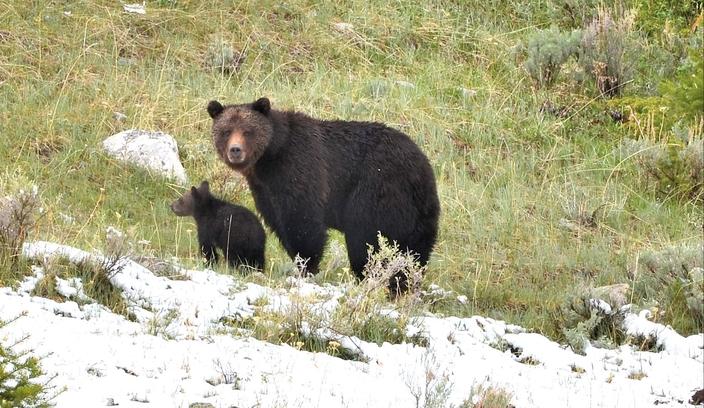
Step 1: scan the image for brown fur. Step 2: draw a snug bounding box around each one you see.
[207,98,439,294]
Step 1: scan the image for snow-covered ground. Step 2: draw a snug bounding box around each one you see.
[0,241,701,407]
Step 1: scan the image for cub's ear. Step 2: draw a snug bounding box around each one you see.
[190,186,200,199]
[252,97,271,115]
[198,180,210,194]
[207,100,224,119]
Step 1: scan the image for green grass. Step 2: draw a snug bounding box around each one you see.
[33,255,132,318]
[0,0,701,341]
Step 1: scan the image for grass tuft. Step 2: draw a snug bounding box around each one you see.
[38,255,131,319]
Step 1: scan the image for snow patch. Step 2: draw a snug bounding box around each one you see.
[0,240,700,407]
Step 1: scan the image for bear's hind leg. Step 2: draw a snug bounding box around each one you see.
[344,229,376,281]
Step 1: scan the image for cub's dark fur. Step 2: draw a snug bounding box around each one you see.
[170,181,265,271]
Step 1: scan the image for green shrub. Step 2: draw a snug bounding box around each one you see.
[225,299,366,362]
[635,0,703,34]
[619,137,703,203]
[635,243,704,334]
[579,7,639,97]
[660,47,704,123]
[0,319,56,408]
[0,186,39,283]
[519,26,581,88]
[558,290,625,353]
[548,0,615,28]
[204,38,244,75]
[610,29,702,125]
[362,233,425,298]
[223,235,427,360]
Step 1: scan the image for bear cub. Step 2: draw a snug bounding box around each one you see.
[170,181,265,271]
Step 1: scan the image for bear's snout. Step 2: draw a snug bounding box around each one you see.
[227,144,245,163]
[225,131,247,164]
[170,202,183,216]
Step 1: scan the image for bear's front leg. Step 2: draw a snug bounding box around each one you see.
[200,242,218,266]
[279,212,327,275]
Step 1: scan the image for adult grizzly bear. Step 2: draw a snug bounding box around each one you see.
[207,97,439,294]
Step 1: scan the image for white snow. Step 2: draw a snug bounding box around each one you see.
[123,3,146,15]
[102,129,187,184]
[0,240,700,407]
[623,310,703,360]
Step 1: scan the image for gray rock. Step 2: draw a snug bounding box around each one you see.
[458,87,477,99]
[558,218,579,233]
[102,130,187,185]
[590,283,630,309]
[332,22,354,34]
[395,80,415,89]
[123,3,146,15]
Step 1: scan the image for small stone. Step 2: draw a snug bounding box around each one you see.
[458,87,477,98]
[205,376,223,386]
[113,112,127,122]
[395,80,415,89]
[332,22,354,33]
[590,283,629,309]
[457,295,468,304]
[558,218,579,233]
[59,213,75,225]
[123,3,146,15]
[87,367,104,377]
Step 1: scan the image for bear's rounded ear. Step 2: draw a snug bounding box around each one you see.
[252,97,271,115]
[207,100,224,119]
[199,180,210,194]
